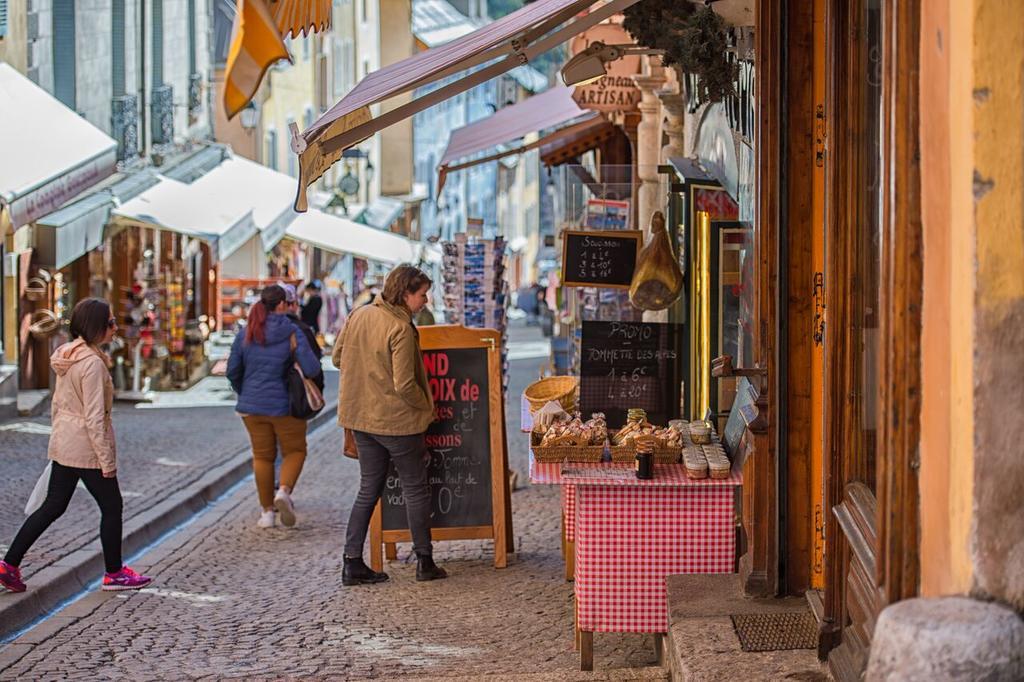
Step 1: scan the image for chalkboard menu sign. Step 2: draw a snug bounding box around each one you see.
[369,325,511,570]
[381,347,492,530]
[579,321,686,429]
[561,229,643,289]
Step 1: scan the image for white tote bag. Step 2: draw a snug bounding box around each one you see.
[24,461,52,516]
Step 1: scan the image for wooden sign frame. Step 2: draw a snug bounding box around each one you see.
[560,229,643,289]
[368,325,512,570]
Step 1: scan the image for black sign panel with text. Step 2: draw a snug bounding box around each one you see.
[579,321,685,429]
[381,347,493,531]
[561,230,642,288]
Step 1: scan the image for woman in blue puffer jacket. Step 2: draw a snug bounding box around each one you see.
[227,284,322,529]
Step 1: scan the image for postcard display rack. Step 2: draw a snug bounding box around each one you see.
[441,235,510,394]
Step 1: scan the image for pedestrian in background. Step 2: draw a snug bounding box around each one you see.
[282,283,325,392]
[228,285,321,529]
[300,280,323,335]
[333,264,447,585]
[0,299,152,593]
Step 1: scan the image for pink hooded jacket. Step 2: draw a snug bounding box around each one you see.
[48,339,116,474]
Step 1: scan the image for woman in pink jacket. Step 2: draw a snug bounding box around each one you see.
[0,298,151,593]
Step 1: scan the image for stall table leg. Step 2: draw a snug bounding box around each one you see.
[579,631,593,671]
[385,542,397,561]
[655,633,664,667]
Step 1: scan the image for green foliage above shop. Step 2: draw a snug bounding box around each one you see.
[623,2,738,103]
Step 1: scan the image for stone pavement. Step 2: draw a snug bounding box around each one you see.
[0,370,338,583]
[0,412,666,680]
[0,325,668,680]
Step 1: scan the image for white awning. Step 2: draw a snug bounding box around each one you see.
[112,177,259,261]
[0,63,117,231]
[183,155,298,251]
[285,211,418,264]
[293,0,640,211]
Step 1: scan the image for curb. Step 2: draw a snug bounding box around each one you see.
[0,404,339,641]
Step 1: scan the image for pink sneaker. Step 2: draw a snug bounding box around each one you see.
[101,566,152,591]
[0,560,26,593]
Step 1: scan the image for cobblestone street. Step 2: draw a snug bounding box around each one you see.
[0,328,668,680]
[0,370,337,583]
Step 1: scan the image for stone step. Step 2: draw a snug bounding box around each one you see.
[663,574,832,681]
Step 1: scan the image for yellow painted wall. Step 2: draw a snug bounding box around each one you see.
[919,0,1024,606]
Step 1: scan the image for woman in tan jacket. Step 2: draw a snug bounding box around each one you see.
[334,264,447,585]
[0,299,152,594]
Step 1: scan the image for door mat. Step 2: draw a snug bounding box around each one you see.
[730,612,818,652]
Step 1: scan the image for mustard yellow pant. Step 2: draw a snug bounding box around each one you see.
[242,415,308,508]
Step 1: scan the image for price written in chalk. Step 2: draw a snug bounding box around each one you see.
[607,366,650,400]
[562,230,642,288]
[580,321,686,428]
[382,347,493,530]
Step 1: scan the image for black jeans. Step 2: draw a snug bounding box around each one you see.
[5,461,123,573]
[345,432,433,558]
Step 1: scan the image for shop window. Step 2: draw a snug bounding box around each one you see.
[53,0,76,109]
[853,0,883,492]
[265,128,278,170]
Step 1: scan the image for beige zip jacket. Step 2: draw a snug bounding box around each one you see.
[332,299,435,436]
[48,339,117,473]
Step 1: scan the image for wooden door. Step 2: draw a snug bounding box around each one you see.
[821,0,921,678]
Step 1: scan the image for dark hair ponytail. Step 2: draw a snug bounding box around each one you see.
[69,298,112,346]
[245,284,287,345]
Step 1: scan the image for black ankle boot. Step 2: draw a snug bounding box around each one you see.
[415,553,448,582]
[343,556,389,586]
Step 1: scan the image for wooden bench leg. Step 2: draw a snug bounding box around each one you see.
[385,542,397,561]
[580,631,593,671]
[655,633,665,667]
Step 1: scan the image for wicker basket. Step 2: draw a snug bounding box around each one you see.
[609,443,636,463]
[533,444,604,463]
[524,376,578,413]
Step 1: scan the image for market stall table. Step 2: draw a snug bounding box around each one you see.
[530,455,742,670]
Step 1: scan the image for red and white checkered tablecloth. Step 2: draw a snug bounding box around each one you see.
[529,453,740,634]
[574,484,736,633]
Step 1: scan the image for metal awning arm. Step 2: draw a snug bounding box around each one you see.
[318,0,639,156]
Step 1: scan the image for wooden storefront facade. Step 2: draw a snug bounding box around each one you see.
[714,1,927,679]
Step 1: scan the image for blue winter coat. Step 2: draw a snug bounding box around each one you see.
[226,313,322,417]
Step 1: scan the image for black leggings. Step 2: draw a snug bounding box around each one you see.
[5,461,123,574]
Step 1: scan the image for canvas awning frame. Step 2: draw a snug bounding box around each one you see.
[293,0,642,211]
[435,113,604,196]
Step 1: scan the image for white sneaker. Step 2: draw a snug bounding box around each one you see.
[274,489,297,527]
[257,510,276,528]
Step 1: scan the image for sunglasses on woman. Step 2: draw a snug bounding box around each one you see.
[107,319,117,329]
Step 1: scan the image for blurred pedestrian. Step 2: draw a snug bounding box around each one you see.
[300,280,323,335]
[0,299,152,593]
[332,264,447,585]
[282,283,325,392]
[227,285,321,529]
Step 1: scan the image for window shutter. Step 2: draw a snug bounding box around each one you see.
[0,0,9,39]
[187,0,196,74]
[152,0,164,86]
[53,0,76,109]
[266,130,278,170]
[112,0,125,96]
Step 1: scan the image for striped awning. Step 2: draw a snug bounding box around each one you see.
[438,86,586,168]
[223,0,332,120]
[292,0,642,211]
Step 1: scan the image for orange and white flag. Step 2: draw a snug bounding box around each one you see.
[223,0,290,121]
